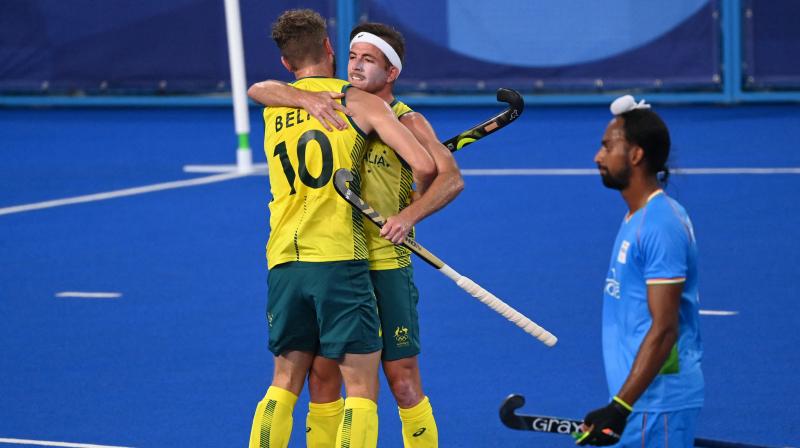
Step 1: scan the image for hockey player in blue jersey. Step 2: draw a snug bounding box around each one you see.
[575,96,704,448]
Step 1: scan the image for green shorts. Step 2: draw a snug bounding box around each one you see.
[267,260,382,359]
[371,266,421,361]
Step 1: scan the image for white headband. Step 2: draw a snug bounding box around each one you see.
[350,31,403,74]
[610,94,651,115]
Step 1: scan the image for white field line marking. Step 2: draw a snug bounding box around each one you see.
[460,167,800,176]
[184,163,267,173]
[699,309,739,316]
[55,292,122,299]
[676,167,800,174]
[0,171,250,217]
[0,438,132,448]
[184,165,800,176]
[4,165,793,216]
[461,168,595,176]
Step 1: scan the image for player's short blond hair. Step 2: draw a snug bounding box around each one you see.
[271,9,328,69]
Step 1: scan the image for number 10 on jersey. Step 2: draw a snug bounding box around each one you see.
[272,130,334,195]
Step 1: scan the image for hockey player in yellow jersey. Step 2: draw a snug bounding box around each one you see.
[263,75,368,267]
[248,10,440,448]
[248,21,463,448]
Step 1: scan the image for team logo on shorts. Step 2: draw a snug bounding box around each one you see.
[268,312,274,328]
[394,326,410,347]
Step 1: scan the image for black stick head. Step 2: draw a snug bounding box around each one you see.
[333,168,354,198]
[499,394,528,430]
[501,394,526,412]
[496,88,524,119]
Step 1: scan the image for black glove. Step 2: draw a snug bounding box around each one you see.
[573,397,632,446]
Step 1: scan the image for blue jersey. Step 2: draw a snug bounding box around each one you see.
[602,190,704,412]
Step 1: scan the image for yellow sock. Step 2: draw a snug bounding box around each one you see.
[249,386,298,448]
[334,397,379,448]
[399,396,438,448]
[306,397,344,448]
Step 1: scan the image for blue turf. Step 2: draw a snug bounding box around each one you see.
[0,105,798,447]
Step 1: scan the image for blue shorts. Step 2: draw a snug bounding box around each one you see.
[615,408,701,448]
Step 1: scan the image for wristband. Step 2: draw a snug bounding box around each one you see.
[612,396,633,413]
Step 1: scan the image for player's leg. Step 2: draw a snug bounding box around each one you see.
[384,357,438,448]
[336,352,382,448]
[250,262,319,448]
[250,350,314,448]
[383,357,423,407]
[373,266,438,447]
[306,356,344,448]
[315,260,383,448]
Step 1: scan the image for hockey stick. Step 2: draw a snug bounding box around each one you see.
[441,88,524,152]
[499,394,582,434]
[333,168,557,347]
[499,394,791,448]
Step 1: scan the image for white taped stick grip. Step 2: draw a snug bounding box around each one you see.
[439,265,557,347]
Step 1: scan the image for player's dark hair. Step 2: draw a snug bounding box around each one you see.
[349,22,405,67]
[620,109,671,184]
[271,9,328,70]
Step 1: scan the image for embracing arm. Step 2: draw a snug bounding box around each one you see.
[248,80,304,107]
[349,91,436,185]
[247,80,350,131]
[348,90,436,243]
[392,111,464,223]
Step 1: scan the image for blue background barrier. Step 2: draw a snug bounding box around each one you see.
[360,0,720,93]
[742,0,800,90]
[0,0,799,105]
[0,0,335,94]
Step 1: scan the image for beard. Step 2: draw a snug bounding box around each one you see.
[599,164,631,191]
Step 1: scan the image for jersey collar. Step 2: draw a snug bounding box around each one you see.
[625,189,664,222]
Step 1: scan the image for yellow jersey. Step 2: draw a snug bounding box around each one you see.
[359,99,415,270]
[264,77,369,269]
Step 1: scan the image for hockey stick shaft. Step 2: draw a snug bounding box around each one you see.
[333,169,557,347]
[499,395,789,448]
[441,88,524,152]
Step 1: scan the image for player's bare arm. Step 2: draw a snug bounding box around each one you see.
[379,112,464,243]
[615,282,682,405]
[347,88,436,243]
[247,80,350,131]
[400,112,464,202]
[347,88,435,182]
